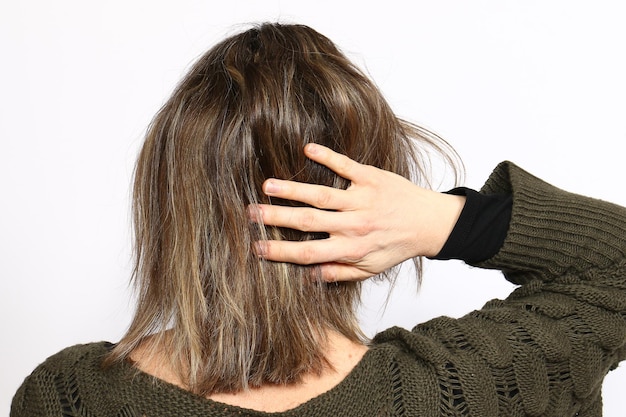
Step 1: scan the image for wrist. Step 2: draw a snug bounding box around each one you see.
[420,191,467,258]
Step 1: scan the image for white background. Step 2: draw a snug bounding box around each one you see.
[2,1,625,415]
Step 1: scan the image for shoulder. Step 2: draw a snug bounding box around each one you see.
[15,341,114,387]
[11,342,116,417]
[35,341,113,372]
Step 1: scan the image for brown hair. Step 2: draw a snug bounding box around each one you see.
[108,22,460,395]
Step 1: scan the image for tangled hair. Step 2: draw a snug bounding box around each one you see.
[108,23,460,395]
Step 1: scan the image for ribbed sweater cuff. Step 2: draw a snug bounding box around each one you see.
[475,161,626,285]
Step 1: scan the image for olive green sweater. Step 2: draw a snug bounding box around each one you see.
[11,162,626,416]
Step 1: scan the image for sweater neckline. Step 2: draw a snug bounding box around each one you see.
[110,342,383,415]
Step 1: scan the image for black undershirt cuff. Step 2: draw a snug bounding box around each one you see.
[432,187,512,264]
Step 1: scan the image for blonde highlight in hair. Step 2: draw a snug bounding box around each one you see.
[107,23,461,395]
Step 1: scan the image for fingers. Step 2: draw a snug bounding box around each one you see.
[248,144,385,283]
[260,143,374,209]
[254,238,348,267]
[252,204,341,232]
[318,263,372,282]
[303,143,367,182]
[262,179,352,210]
[253,240,373,282]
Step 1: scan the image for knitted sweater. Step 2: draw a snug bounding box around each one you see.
[11,162,626,417]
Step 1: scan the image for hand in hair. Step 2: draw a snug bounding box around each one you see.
[250,144,466,282]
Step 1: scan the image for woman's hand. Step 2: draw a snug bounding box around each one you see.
[250,144,466,282]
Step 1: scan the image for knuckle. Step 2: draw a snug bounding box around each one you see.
[300,246,317,265]
[298,211,316,232]
[337,156,352,176]
[314,189,332,208]
[350,246,369,262]
[351,217,374,237]
[353,223,371,237]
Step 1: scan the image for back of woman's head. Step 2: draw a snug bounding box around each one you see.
[110,22,457,395]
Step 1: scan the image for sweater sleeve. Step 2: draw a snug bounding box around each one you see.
[472,162,626,414]
[477,161,626,281]
[375,161,626,416]
[10,373,47,417]
[10,343,115,417]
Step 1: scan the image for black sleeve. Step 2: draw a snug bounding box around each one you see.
[432,187,512,264]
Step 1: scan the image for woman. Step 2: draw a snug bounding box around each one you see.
[11,23,626,416]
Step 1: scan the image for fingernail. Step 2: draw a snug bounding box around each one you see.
[253,242,268,257]
[264,180,280,195]
[305,143,320,155]
[320,265,336,282]
[247,205,262,222]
